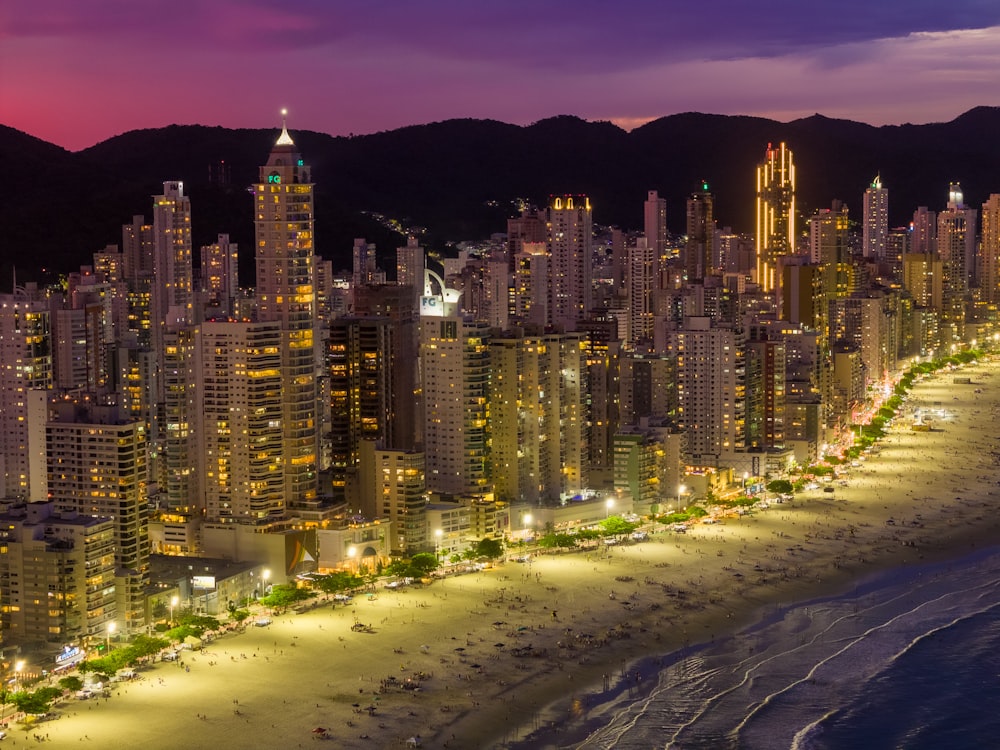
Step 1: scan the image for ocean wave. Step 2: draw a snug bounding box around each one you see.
[573,547,1000,750]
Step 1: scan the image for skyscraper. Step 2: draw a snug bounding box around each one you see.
[937,183,976,347]
[0,289,51,500]
[199,320,284,524]
[47,399,149,636]
[980,194,1000,304]
[547,195,593,331]
[644,190,668,258]
[254,114,318,508]
[862,176,889,259]
[755,142,796,292]
[685,183,714,282]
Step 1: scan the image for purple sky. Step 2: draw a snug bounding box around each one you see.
[4,0,1000,151]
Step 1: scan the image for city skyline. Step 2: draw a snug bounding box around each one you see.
[4,1,1000,151]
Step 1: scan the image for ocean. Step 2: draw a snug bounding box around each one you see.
[518,544,1000,750]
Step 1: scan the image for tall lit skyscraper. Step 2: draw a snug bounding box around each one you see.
[0,290,51,499]
[755,142,796,292]
[644,190,668,258]
[862,176,888,259]
[420,315,491,496]
[254,113,318,507]
[937,183,976,346]
[547,195,593,331]
[199,320,284,524]
[685,183,714,282]
[980,194,1000,304]
[151,181,194,367]
[628,237,655,345]
[200,233,239,315]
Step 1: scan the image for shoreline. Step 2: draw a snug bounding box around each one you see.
[13,357,1000,749]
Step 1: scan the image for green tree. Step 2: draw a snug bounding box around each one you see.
[58,675,83,692]
[261,584,313,610]
[599,516,638,538]
[766,479,793,494]
[12,690,53,716]
[473,537,503,560]
[408,552,439,577]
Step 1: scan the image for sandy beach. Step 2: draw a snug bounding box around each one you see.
[13,357,1000,750]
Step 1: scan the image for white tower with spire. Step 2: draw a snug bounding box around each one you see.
[254,110,319,511]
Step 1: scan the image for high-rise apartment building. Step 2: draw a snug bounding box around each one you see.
[490,333,587,505]
[420,316,491,496]
[980,194,1000,304]
[0,291,51,499]
[937,184,976,347]
[200,233,240,315]
[665,316,744,467]
[685,183,714,282]
[254,117,318,508]
[862,176,889,259]
[644,190,668,258]
[151,181,194,369]
[547,195,593,331]
[628,237,656,345]
[755,142,796,292]
[199,320,284,524]
[0,502,116,647]
[47,399,149,636]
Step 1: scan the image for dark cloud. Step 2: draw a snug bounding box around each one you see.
[6,0,1000,67]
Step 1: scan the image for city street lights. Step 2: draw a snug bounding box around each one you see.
[106,621,116,653]
[434,529,443,560]
[743,472,749,493]
[523,513,533,541]
[678,484,686,510]
[169,595,179,626]
[605,497,614,518]
[13,660,24,691]
[347,547,357,574]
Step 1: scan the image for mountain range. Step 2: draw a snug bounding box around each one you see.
[3,107,1000,287]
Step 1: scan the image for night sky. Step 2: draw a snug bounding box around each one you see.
[4,0,1000,151]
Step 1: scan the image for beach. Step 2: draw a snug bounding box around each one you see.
[14,357,1000,749]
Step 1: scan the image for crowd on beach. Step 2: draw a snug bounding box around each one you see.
[9,358,1000,749]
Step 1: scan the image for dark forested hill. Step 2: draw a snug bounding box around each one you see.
[3,107,1000,286]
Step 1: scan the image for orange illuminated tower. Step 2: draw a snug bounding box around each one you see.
[254,111,318,508]
[755,142,796,292]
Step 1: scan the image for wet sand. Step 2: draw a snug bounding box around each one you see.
[14,357,1000,750]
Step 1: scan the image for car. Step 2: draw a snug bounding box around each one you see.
[513,554,532,563]
[631,531,649,541]
[162,650,179,661]
[254,617,272,627]
[823,486,835,493]
[603,537,619,545]
[333,593,352,602]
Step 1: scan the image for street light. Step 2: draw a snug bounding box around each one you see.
[605,497,614,518]
[260,568,271,599]
[106,621,116,653]
[347,547,357,574]
[743,472,749,493]
[169,595,179,626]
[523,513,533,541]
[678,484,686,510]
[434,529,443,559]
[13,660,24,691]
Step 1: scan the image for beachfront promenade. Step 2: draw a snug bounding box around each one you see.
[15,358,1000,749]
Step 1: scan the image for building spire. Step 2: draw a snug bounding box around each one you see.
[276,108,295,147]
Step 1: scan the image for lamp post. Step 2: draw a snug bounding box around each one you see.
[605,497,614,518]
[523,513,533,542]
[169,595,179,626]
[259,568,271,599]
[106,621,116,653]
[743,472,749,493]
[678,484,686,511]
[13,660,24,692]
[434,529,443,560]
[347,547,357,574]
